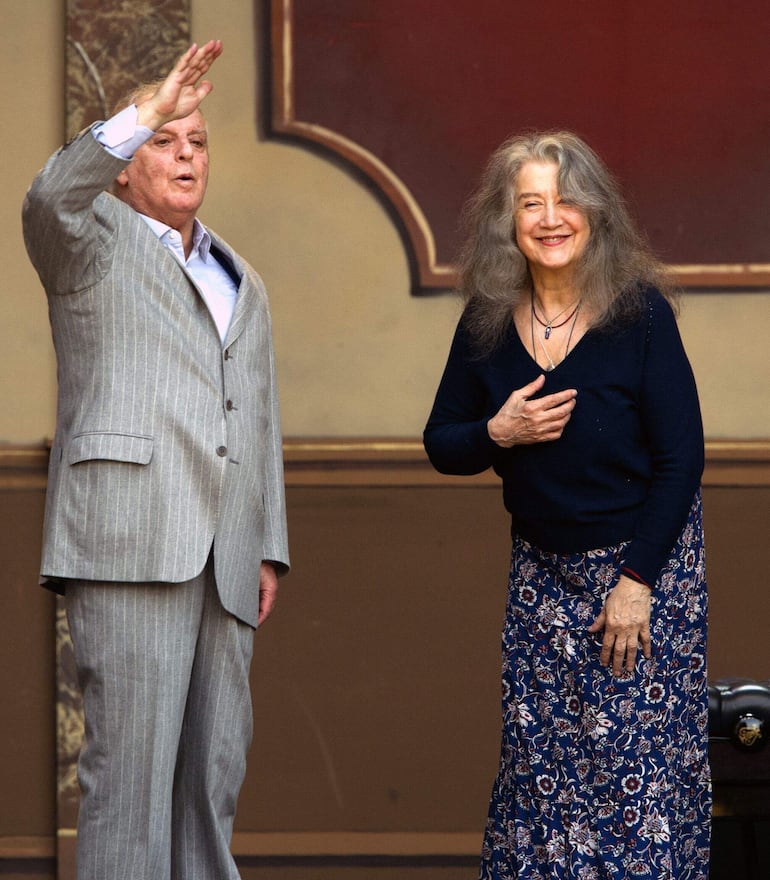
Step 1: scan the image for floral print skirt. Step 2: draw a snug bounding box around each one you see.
[480,493,711,880]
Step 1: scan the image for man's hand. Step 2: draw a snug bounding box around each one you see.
[136,40,223,131]
[258,562,279,626]
[487,374,577,448]
[588,574,652,676]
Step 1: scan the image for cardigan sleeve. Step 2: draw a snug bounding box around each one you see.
[620,293,704,585]
[423,317,499,475]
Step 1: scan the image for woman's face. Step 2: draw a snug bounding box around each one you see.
[513,160,590,277]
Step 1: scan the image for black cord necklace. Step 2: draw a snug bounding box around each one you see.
[530,293,582,371]
[532,296,580,339]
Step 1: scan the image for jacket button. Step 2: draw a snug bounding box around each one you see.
[216,445,227,457]
[226,400,234,411]
[224,349,231,360]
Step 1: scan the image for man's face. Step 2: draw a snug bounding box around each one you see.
[115,109,209,229]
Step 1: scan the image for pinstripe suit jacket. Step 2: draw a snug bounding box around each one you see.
[23,129,289,627]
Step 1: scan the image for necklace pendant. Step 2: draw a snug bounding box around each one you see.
[544,326,552,340]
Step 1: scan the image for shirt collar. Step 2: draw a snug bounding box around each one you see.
[138,214,212,261]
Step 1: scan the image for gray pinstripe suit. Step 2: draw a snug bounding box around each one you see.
[23,127,289,879]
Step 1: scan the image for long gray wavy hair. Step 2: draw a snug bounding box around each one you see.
[457,131,675,354]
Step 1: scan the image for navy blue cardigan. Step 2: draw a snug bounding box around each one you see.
[423,289,704,586]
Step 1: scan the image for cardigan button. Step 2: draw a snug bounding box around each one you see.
[216,445,227,457]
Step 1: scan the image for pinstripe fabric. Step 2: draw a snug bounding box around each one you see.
[22,127,289,628]
[23,127,290,878]
[65,558,253,880]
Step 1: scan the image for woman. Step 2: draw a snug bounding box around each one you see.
[423,132,710,879]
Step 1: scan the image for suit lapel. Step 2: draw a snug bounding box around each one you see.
[207,231,259,347]
[125,209,258,346]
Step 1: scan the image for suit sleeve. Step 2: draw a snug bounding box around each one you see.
[22,127,129,295]
[260,304,290,575]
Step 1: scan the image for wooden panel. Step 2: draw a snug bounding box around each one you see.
[270,0,770,290]
[2,444,769,877]
[238,484,506,832]
[2,439,769,489]
[279,439,770,488]
[0,487,55,839]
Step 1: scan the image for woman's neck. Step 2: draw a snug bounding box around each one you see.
[531,283,579,315]
[529,266,578,309]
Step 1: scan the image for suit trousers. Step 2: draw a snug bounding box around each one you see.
[64,555,254,880]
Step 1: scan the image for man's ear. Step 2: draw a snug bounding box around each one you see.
[115,168,129,188]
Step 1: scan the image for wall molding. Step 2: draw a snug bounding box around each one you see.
[229,831,481,856]
[43,830,481,859]
[269,0,770,292]
[0,836,55,859]
[1,440,769,490]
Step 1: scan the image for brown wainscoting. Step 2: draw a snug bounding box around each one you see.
[0,455,55,880]
[3,439,769,489]
[0,837,55,880]
[280,438,770,488]
[1,439,769,880]
[0,836,55,858]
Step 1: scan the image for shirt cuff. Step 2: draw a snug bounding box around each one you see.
[92,105,154,159]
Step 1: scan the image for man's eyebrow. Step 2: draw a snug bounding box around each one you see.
[153,126,208,136]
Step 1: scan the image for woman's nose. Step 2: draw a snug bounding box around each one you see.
[540,202,560,226]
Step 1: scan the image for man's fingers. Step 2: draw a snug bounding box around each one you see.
[188,40,223,78]
[173,41,222,85]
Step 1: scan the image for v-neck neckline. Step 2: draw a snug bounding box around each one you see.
[510,314,592,374]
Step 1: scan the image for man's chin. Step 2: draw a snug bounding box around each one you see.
[167,193,206,215]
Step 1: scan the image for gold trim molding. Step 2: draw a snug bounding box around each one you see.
[270,0,770,291]
[48,830,481,858]
[0,835,56,859]
[1,439,768,489]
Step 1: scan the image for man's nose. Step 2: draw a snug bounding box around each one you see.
[176,139,194,160]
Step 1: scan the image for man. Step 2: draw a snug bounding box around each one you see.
[23,42,289,879]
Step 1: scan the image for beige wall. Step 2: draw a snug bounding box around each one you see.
[2,0,768,444]
[2,0,63,443]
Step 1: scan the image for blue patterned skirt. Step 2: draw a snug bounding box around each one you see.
[480,493,711,880]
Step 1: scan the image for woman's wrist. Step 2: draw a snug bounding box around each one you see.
[487,418,515,447]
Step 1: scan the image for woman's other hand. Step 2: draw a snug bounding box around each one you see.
[588,574,652,675]
[487,374,577,448]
